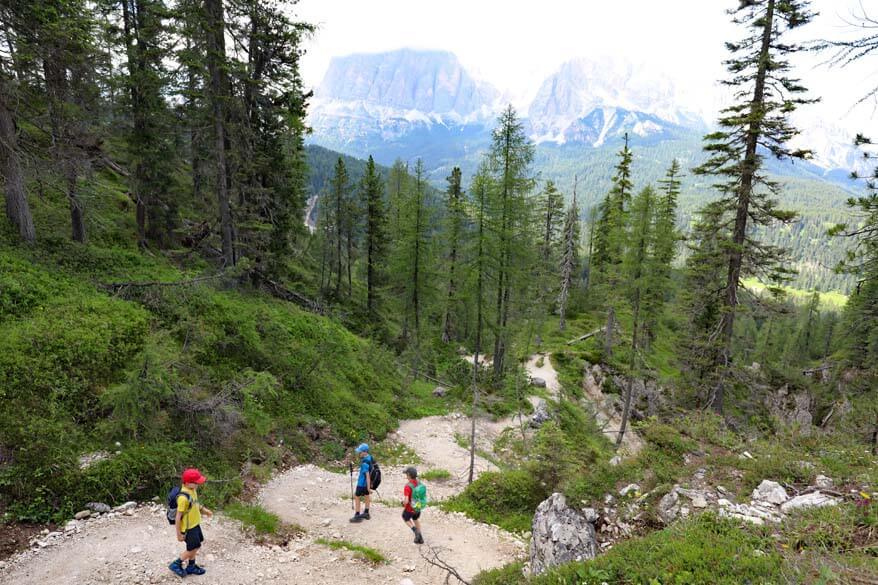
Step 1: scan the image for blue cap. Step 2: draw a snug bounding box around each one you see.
[355,443,369,453]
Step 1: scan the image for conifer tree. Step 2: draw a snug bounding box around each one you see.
[488,105,535,377]
[441,167,465,343]
[467,164,492,483]
[617,185,657,446]
[362,156,386,315]
[694,0,816,413]
[643,160,682,341]
[0,42,35,243]
[592,134,633,278]
[327,157,349,297]
[558,188,580,332]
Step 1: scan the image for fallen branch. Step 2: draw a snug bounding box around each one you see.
[566,326,606,345]
[100,273,225,295]
[419,545,471,585]
[250,269,325,315]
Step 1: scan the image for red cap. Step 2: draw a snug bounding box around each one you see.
[182,468,206,485]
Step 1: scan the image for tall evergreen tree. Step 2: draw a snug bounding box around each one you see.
[694,0,816,413]
[644,159,682,341]
[558,188,580,332]
[441,167,465,343]
[362,156,386,315]
[617,185,657,446]
[327,157,349,297]
[592,133,633,278]
[488,105,535,378]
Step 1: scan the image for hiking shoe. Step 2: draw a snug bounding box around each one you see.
[168,560,186,577]
[415,533,424,544]
[360,511,371,520]
[186,563,206,576]
[349,513,363,523]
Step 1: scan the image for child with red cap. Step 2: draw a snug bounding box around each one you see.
[169,468,213,577]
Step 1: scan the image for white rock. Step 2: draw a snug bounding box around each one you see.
[115,501,137,512]
[752,480,789,505]
[619,483,640,497]
[130,546,142,554]
[400,579,416,585]
[321,518,331,527]
[814,475,833,489]
[780,491,839,514]
[74,510,91,520]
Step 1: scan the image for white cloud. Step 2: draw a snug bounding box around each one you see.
[295,0,877,139]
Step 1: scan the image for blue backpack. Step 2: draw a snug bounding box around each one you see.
[166,486,192,525]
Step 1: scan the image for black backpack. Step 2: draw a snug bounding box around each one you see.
[369,459,382,491]
[166,486,192,525]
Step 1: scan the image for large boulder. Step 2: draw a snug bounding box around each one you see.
[530,493,597,575]
[531,377,547,388]
[432,386,447,398]
[752,480,789,506]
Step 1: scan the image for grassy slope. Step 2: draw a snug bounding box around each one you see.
[0,170,445,522]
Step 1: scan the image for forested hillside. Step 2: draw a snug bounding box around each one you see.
[1,0,877,584]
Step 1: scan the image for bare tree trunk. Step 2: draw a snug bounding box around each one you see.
[604,306,615,360]
[617,290,640,448]
[205,0,234,267]
[0,74,35,243]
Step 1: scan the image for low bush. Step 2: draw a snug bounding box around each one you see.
[443,469,546,533]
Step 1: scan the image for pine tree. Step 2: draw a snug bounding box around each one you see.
[488,105,535,378]
[362,156,386,315]
[467,163,492,483]
[0,47,35,243]
[694,0,816,413]
[679,202,729,399]
[327,157,349,297]
[592,134,633,278]
[558,186,580,332]
[643,160,682,341]
[114,0,175,246]
[441,167,465,343]
[617,186,657,446]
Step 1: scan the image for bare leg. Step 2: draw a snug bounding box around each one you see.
[354,496,362,514]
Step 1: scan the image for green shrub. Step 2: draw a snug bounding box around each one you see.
[225,503,280,534]
[531,513,783,585]
[420,469,452,482]
[443,469,546,533]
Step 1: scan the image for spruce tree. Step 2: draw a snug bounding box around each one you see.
[362,156,386,315]
[488,105,535,377]
[558,188,580,332]
[592,133,633,278]
[617,186,657,446]
[694,0,816,413]
[441,167,465,343]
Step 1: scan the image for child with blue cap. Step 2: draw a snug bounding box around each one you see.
[350,443,373,522]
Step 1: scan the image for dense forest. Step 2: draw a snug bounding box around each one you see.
[1,0,877,583]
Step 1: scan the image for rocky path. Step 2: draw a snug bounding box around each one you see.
[1,412,527,585]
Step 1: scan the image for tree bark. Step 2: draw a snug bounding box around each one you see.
[714,0,775,414]
[0,74,35,243]
[205,0,234,266]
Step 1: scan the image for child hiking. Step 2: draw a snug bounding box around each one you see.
[349,443,374,523]
[401,467,426,544]
[167,468,213,577]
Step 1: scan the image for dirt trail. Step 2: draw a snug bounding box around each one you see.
[1,413,526,585]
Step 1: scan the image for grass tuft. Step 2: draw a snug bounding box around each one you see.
[315,537,388,564]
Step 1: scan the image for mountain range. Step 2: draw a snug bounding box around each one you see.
[306,48,862,293]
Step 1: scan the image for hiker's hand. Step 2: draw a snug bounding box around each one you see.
[203,508,213,518]
[177,532,185,542]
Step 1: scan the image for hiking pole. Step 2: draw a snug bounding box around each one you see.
[349,461,354,510]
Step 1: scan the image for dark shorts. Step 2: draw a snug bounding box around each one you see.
[355,486,370,497]
[402,509,421,522]
[184,525,204,551]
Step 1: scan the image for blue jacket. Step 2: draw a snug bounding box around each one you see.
[357,455,373,488]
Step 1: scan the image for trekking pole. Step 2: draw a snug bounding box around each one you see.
[349,461,354,510]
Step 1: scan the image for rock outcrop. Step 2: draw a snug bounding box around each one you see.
[530,493,597,575]
[529,400,551,429]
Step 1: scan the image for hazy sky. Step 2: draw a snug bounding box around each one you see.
[295,0,876,134]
